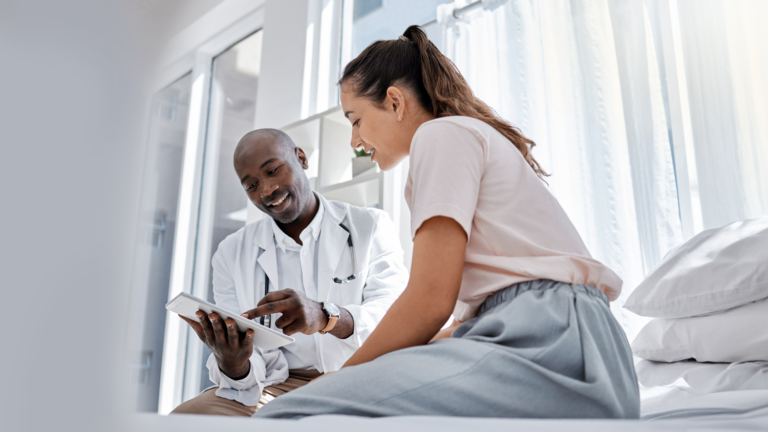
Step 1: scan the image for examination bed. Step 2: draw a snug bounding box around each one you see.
[144,218,768,430]
[140,357,768,431]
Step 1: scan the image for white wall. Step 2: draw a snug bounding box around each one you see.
[1,1,150,430]
[254,0,313,129]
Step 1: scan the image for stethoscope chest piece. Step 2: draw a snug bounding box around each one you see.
[333,223,357,284]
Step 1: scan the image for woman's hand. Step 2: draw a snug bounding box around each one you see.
[342,216,467,368]
[180,312,254,380]
[429,319,462,343]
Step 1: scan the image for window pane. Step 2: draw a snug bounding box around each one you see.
[349,0,451,57]
[135,72,193,412]
[186,30,264,396]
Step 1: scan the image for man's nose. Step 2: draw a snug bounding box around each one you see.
[260,182,279,198]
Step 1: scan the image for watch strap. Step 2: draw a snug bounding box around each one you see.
[319,302,339,335]
[319,315,338,335]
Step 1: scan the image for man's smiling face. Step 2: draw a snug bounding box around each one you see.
[234,130,314,225]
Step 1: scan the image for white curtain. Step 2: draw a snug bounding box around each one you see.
[675,0,768,230]
[436,0,768,339]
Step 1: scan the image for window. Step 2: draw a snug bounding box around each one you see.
[182,29,265,400]
[353,0,383,20]
[347,0,452,57]
[135,73,193,413]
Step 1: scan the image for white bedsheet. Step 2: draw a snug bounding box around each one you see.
[132,359,768,431]
[637,358,768,420]
[139,408,768,432]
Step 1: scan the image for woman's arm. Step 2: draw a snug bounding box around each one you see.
[342,216,467,368]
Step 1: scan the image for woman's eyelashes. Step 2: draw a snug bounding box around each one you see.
[352,119,359,127]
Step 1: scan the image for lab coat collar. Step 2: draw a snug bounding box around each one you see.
[254,193,344,292]
[270,195,325,253]
[317,192,346,226]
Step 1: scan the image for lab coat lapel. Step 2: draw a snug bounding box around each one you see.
[317,195,348,303]
[254,221,279,298]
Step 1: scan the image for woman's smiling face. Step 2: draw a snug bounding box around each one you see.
[340,83,413,171]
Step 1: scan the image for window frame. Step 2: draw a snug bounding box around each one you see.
[148,3,267,415]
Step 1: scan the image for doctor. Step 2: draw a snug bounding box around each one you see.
[171,128,408,416]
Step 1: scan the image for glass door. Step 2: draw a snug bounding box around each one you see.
[134,73,193,412]
[181,30,265,401]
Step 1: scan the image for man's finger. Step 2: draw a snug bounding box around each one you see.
[278,316,302,336]
[241,299,294,319]
[225,318,239,348]
[208,313,227,345]
[197,311,216,343]
[274,313,296,331]
[242,329,254,350]
[281,323,302,336]
[179,315,205,341]
[255,289,293,307]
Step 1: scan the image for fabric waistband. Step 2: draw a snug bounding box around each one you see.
[477,279,609,317]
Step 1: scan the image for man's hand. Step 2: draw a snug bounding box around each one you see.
[240,288,330,336]
[179,312,254,380]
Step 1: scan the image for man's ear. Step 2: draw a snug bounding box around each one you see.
[296,147,309,170]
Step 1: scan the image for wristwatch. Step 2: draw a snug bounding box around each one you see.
[319,302,340,335]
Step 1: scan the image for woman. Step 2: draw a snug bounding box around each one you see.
[255,25,639,419]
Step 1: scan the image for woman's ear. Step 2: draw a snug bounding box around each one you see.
[386,86,406,121]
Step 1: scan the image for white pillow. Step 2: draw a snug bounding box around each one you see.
[631,296,768,362]
[624,216,768,319]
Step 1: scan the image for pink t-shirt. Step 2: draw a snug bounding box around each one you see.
[405,116,622,321]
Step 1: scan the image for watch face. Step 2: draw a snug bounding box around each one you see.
[324,302,340,317]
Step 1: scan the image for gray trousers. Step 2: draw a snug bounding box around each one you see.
[254,280,640,419]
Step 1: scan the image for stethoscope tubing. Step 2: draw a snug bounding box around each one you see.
[259,223,355,328]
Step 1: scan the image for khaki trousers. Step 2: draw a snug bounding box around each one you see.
[171,369,322,417]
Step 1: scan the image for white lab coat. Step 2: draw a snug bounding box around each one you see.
[206,194,408,405]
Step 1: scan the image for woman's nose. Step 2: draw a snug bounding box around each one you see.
[350,129,362,150]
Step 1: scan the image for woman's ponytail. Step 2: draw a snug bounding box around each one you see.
[341,25,548,180]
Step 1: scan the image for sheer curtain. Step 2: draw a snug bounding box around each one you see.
[436,0,767,339]
[675,0,768,230]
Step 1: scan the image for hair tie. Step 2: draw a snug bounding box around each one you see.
[398,35,409,42]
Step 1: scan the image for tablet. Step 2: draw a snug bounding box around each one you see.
[166,292,294,351]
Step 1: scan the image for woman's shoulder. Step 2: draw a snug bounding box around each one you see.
[417,116,493,136]
[413,116,492,150]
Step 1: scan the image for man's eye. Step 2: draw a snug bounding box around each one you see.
[245,182,256,191]
[268,166,281,175]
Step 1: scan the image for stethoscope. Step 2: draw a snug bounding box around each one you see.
[259,223,356,328]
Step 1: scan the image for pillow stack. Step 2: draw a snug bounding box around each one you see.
[625,216,768,363]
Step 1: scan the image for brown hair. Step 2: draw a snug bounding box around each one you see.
[339,25,548,179]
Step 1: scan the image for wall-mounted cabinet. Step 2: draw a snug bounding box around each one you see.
[281,105,381,209]
[279,105,413,268]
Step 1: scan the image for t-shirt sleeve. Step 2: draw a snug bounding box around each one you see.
[409,120,486,240]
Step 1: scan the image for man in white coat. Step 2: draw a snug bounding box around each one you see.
[172,129,408,416]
